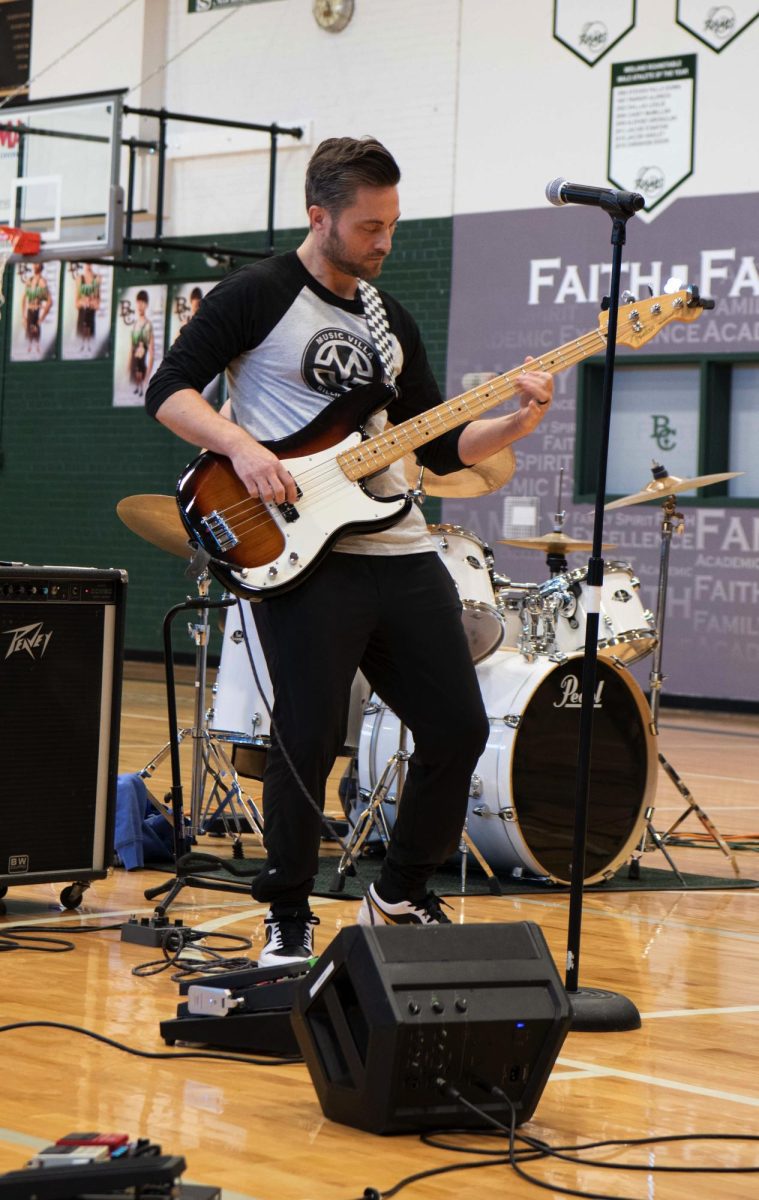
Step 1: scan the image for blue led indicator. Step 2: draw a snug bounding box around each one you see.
[516,1021,525,1029]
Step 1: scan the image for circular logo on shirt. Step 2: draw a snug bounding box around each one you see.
[302,328,378,396]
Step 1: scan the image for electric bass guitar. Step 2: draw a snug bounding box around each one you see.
[176,286,712,598]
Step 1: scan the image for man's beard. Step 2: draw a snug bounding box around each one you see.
[323,228,385,280]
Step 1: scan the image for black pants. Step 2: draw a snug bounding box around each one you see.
[249,551,490,907]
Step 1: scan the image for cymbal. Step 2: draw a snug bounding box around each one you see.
[116,493,192,559]
[605,470,743,510]
[498,532,617,553]
[403,446,516,497]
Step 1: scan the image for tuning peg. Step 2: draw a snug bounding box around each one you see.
[663,276,684,293]
[621,290,637,304]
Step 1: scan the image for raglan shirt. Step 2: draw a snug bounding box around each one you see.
[146,251,471,555]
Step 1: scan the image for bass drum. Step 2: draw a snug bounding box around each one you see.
[355,649,656,884]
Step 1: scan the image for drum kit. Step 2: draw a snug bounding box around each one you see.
[118,453,740,889]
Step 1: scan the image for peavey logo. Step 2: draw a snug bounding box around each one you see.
[4,621,53,660]
[634,165,665,196]
[578,20,608,53]
[554,675,605,710]
[705,6,736,39]
[302,328,379,397]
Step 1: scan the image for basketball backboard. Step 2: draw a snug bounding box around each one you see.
[0,89,125,262]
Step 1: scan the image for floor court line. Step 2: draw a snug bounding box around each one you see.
[555,1057,759,1108]
[638,1004,759,1019]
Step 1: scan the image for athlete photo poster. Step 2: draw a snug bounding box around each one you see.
[168,280,221,405]
[60,262,114,360]
[9,260,60,362]
[112,282,167,408]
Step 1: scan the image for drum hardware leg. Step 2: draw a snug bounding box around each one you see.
[643,491,740,877]
[197,735,265,844]
[458,824,503,896]
[627,819,686,885]
[329,738,410,893]
[657,752,740,876]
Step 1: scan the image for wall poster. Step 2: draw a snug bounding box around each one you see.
[112,283,167,408]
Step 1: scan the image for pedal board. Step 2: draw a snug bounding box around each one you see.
[160,961,310,1056]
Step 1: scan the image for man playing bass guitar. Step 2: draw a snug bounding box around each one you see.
[146,136,552,966]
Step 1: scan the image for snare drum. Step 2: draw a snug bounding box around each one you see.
[428,523,506,662]
[209,601,370,752]
[353,649,655,884]
[549,562,657,665]
[209,602,272,746]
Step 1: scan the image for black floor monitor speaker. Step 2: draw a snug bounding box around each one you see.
[291,921,572,1135]
[0,565,127,894]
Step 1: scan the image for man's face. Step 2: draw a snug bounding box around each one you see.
[319,184,400,280]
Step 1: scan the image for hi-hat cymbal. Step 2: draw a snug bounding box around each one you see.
[116,494,193,559]
[605,470,743,510]
[498,532,617,553]
[403,446,516,497]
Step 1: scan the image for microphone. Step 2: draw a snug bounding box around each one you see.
[546,177,645,216]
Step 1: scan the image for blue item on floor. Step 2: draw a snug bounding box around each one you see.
[114,773,176,869]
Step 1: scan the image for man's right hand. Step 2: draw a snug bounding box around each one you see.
[229,439,299,506]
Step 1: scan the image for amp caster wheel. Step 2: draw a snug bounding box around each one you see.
[60,882,89,909]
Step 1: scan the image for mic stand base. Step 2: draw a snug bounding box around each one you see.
[568,986,641,1033]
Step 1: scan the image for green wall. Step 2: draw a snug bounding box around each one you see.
[0,217,452,658]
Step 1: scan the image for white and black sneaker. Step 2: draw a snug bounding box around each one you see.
[258,906,320,968]
[357,882,452,927]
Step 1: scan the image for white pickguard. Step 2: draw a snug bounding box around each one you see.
[224,431,409,593]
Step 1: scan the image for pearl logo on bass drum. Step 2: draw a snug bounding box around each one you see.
[554,674,605,710]
[3,621,53,660]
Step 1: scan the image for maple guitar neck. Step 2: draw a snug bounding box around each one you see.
[336,325,607,483]
[336,285,712,484]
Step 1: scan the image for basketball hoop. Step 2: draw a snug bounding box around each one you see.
[0,225,41,309]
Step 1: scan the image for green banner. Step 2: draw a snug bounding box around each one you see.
[188,0,282,11]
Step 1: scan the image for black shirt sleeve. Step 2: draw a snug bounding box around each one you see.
[383,292,470,475]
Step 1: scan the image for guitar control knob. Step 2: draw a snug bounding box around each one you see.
[289,552,299,564]
[267,566,279,578]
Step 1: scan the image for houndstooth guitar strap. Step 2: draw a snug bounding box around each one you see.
[357,277,399,395]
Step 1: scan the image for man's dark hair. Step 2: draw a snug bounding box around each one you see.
[136,289,149,304]
[190,286,203,302]
[305,136,400,214]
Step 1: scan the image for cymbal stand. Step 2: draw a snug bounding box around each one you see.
[330,718,502,896]
[139,570,265,909]
[140,572,265,842]
[643,493,739,875]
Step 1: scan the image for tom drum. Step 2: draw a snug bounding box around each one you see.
[428,523,506,662]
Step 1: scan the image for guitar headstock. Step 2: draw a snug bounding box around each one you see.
[600,284,714,348]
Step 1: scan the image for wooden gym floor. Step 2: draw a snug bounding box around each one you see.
[1,671,758,1199]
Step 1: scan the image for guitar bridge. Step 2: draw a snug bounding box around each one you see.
[201,510,239,552]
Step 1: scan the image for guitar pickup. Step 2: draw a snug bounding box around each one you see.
[277,501,300,524]
[201,510,239,551]
[277,484,303,524]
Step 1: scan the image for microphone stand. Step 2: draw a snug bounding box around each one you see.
[565,195,642,1033]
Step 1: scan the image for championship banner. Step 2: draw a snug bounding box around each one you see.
[553,0,636,66]
[676,1,759,52]
[0,0,32,101]
[609,55,696,213]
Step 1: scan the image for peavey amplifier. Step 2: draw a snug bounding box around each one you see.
[0,565,127,901]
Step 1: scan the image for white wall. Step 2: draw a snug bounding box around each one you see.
[25,0,759,234]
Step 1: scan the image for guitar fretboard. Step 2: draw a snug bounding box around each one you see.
[337,326,607,482]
